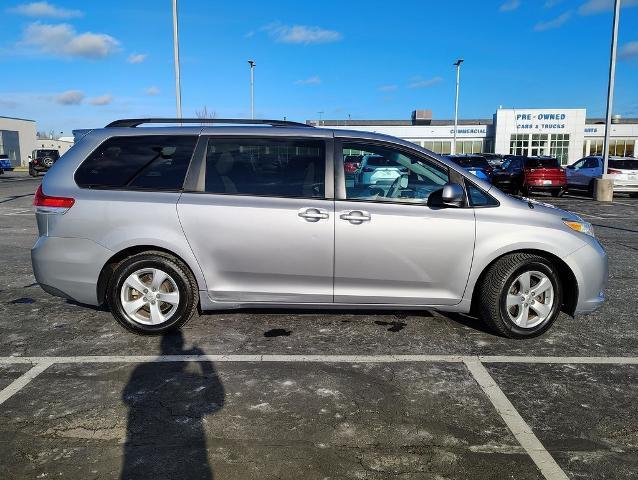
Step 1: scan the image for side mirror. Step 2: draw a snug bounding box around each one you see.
[441,183,465,208]
[566,165,574,170]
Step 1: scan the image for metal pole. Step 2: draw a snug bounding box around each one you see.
[172,0,182,119]
[452,59,464,155]
[248,60,255,119]
[602,0,621,175]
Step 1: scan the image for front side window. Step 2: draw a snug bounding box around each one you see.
[342,143,449,204]
[75,135,197,190]
[204,138,325,198]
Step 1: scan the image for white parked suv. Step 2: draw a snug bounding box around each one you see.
[566,156,638,196]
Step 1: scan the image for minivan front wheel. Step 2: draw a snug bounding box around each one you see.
[108,252,198,334]
[477,253,562,339]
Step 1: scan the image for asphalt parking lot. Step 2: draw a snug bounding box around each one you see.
[1,171,637,480]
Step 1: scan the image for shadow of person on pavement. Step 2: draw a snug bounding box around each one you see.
[121,331,224,480]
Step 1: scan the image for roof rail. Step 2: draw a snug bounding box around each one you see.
[105,118,314,128]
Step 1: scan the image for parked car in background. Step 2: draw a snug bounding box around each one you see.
[479,153,505,168]
[445,154,493,183]
[492,156,566,197]
[29,149,60,177]
[0,154,12,171]
[358,154,406,185]
[566,156,638,197]
[32,118,607,339]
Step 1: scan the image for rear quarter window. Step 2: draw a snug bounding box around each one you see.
[75,135,197,190]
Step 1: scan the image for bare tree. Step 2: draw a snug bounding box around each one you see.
[195,106,216,123]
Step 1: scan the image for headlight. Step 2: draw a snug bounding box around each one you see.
[563,219,595,237]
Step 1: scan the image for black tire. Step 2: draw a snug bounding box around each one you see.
[551,189,564,198]
[107,251,198,335]
[29,167,37,177]
[520,186,530,197]
[587,180,595,198]
[477,253,562,339]
[630,193,638,198]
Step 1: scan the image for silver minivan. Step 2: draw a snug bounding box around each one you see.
[31,119,607,338]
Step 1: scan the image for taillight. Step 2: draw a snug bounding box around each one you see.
[33,185,75,214]
[608,168,622,174]
[344,163,359,174]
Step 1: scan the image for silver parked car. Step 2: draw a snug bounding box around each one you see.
[32,119,607,338]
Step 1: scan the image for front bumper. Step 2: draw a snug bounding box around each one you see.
[31,236,113,306]
[563,237,608,314]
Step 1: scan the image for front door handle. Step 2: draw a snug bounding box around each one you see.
[340,210,371,224]
[298,208,329,222]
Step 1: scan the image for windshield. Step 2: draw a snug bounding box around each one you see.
[524,158,559,169]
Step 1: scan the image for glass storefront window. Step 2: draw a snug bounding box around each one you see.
[550,134,570,165]
[510,134,529,156]
[531,134,549,156]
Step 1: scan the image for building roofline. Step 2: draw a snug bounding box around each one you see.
[0,115,36,123]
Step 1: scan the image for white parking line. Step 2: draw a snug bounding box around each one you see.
[464,359,569,480]
[0,362,52,406]
[1,354,638,364]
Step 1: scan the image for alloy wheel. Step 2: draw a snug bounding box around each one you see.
[119,268,180,325]
[505,270,554,329]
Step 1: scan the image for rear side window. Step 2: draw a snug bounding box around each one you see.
[609,159,638,170]
[75,135,197,190]
[204,138,325,198]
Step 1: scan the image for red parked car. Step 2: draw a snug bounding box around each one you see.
[492,156,566,197]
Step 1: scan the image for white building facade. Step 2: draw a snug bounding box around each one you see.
[311,108,637,166]
[0,116,37,167]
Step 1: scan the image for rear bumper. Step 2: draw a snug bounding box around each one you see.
[563,237,608,315]
[31,236,113,306]
[612,181,638,193]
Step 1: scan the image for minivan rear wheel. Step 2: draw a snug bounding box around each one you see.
[477,253,562,339]
[107,252,198,334]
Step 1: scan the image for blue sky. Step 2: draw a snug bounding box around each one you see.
[1,0,637,133]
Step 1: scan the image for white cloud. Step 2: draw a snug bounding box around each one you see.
[263,23,342,45]
[620,41,638,59]
[379,84,398,92]
[127,53,147,64]
[578,0,638,15]
[8,2,82,18]
[500,0,521,12]
[21,22,119,59]
[145,86,160,96]
[88,94,113,106]
[294,76,321,85]
[534,11,572,31]
[53,90,84,105]
[408,77,443,89]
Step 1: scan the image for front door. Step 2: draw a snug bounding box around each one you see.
[334,141,476,306]
[178,136,334,303]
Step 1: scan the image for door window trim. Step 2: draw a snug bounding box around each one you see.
[183,135,334,200]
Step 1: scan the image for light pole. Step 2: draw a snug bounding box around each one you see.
[172,0,182,119]
[318,111,324,126]
[248,60,256,119]
[452,59,464,155]
[602,0,621,180]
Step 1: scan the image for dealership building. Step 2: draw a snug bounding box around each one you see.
[0,116,37,168]
[309,108,638,166]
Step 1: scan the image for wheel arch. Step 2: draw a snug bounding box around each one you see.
[470,249,579,317]
[97,245,203,307]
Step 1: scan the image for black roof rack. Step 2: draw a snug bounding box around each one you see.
[105,118,313,128]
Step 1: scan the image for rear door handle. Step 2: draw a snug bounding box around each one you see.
[340,210,371,223]
[298,208,329,222]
